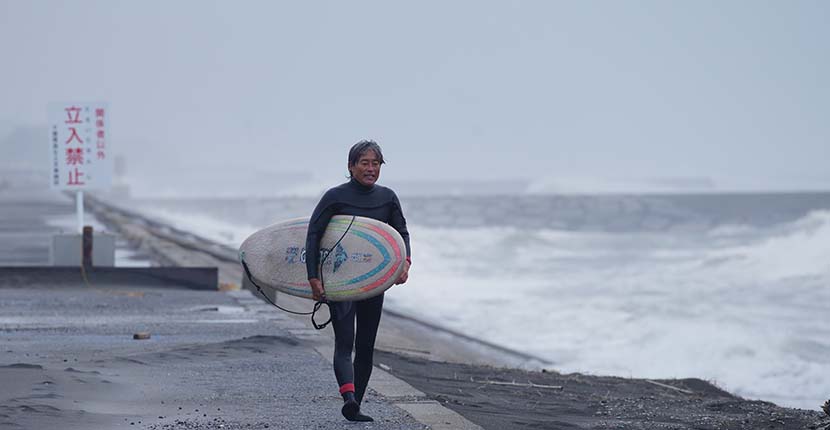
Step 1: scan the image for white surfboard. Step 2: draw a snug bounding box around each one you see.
[239,216,406,302]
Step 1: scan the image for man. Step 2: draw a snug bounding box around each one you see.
[305,140,411,422]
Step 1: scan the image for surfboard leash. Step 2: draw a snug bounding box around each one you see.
[239,215,356,330]
[240,258,323,318]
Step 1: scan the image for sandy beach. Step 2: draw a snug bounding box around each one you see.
[375,350,828,430]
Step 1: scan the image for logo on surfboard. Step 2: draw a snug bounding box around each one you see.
[284,245,373,273]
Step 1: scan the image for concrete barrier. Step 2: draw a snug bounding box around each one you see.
[0,266,218,290]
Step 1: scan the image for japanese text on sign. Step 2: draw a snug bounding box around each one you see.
[48,102,112,190]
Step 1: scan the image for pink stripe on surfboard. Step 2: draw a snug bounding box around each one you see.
[355,223,402,293]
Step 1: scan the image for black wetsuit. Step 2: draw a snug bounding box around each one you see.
[305,177,411,404]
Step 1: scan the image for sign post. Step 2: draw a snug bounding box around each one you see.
[48,102,112,233]
[76,191,84,234]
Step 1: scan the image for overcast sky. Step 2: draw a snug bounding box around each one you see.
[1,0,828,195]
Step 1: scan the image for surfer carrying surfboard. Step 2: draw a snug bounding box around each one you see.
[306,140,411,422]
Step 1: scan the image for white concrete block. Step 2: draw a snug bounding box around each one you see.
[50,233,116,267]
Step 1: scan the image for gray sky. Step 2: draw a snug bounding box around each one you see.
[1,0,828,195]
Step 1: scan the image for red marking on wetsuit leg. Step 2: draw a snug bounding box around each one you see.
[339,383,355,394]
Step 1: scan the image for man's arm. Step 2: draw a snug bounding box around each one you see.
[306,191,338,281]
[306,192,338,301]
[389,194,411,258]
[389,193,411,284]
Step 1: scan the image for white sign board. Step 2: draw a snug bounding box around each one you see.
[48,102,112,190]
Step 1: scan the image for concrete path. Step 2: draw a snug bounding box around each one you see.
[0,282,430,429]
[0,183,480,429]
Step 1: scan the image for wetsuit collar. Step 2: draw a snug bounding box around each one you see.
[349,177,375,193]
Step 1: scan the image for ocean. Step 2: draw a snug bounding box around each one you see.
[123,191,830,411]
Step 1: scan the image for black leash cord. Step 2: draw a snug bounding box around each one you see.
[240,216,356,330]
[240,259,315,315]
[318,216,355,307]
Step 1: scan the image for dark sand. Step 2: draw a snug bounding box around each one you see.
[375,350,829,430]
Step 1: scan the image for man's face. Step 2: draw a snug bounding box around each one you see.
[349,150,381,187]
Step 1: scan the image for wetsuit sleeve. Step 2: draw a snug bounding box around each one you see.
[389,193,411,259]
[306,190,339,279]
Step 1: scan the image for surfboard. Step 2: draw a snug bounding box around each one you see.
[238,215,407,302]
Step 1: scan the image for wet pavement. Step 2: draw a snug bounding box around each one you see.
[0,284,427,430]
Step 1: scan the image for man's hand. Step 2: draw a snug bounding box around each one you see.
[394,260,410,285]
[309,278,326,302]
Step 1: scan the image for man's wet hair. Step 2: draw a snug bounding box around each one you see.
[348,140,385,177]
